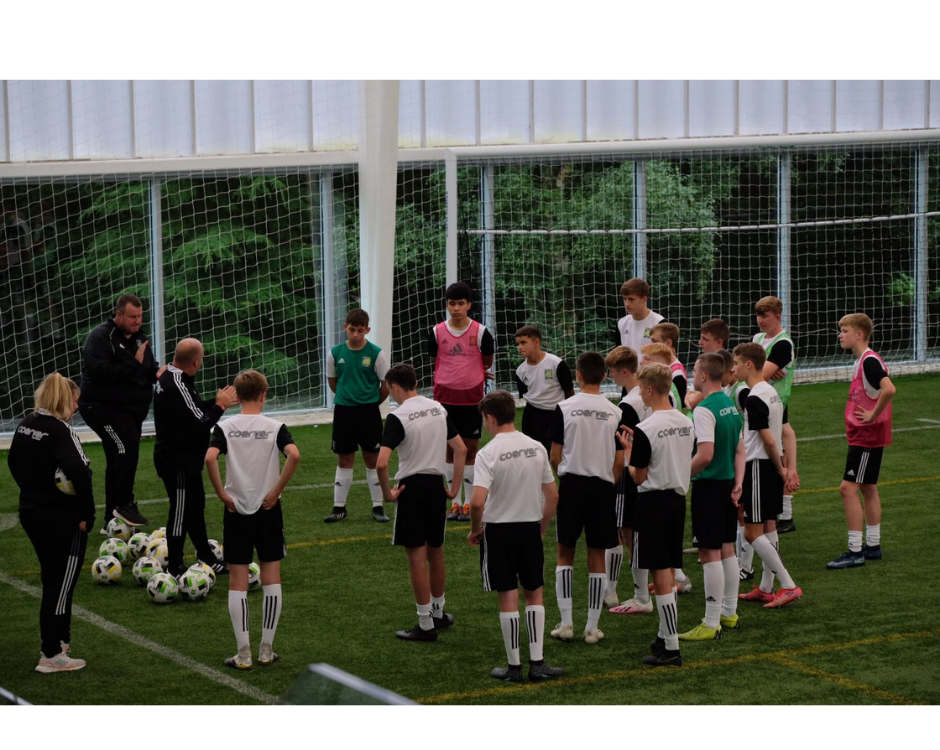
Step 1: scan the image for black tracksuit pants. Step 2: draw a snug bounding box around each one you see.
[80,402,146,522]
[159,468,214,572]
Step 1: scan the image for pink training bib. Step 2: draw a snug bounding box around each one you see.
[845,350,892,448]
[433,320,484,405]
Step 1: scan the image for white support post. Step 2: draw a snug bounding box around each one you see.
[358,80,399,356]
[777,153,792,332]
[481,164,496,385]
[914,146,929,361]
[445,150,458,286]
[633,160,647,279]
[148,178,166,367]
[319,171,336,408]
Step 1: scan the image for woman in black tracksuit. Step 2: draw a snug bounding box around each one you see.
[8,373,96,673]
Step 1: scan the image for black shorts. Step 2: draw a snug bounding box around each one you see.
[843,445,885,485]
[615,475,638,529]
[480,521,544,593]
[391,473,448,548]
[690,479,737,550]
[741,459,783,524]
[443,403,483,441]
[521,404,553,453]
[633,490,686,571]
[332,403,383,454]
[222,500,286,565]
[556,474,618,550]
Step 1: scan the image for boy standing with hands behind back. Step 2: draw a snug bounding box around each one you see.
[324,309,391,524]
[428,282,495,522]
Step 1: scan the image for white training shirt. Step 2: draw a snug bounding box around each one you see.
[548,393,623,482]
[515,352,571,410]
[740,381,784,461]
[629,408,696,496]
[474,431,555,524]
[210,414,293,515]
[381,395,453,480]
[617,310,664,355]
[620,386,651,425]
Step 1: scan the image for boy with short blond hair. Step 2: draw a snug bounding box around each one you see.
[732,344,802,609]
[428,282,495,522]
[325,308,391,524]
[206,369,301,670]
[827,313,896,569]
[619,363,695,667]
[514,325,575,453]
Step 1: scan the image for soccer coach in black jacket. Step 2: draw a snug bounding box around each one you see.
[79,293,159,530]
[153,337,238,578]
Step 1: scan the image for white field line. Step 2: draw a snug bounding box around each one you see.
[796,424,940,443]
[0,570,279,705]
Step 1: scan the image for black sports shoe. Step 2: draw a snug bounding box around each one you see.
[491,665,523,682]
[395,625,437,642]
[642,650,683,667]
[168,564,187,580]
[204,561,229,576]
[650,636,666,655]
[114,503,148,527]
[433,613,455,629]
[739,567,754,581]
[776,518,797,534]
[862,544,882,560]
[324,506,348,523]
[371,506,390,523]
[528,661,564,680]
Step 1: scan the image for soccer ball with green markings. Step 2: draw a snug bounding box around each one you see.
[147,573,179,604]
[207,539,224,562]
[92,555,122,584]
[188,561,216,589]
[99,537,129,562]
[106,517,133,542]
[132,556,162,586]
[248,562,261,591]
[179,569,211,601]
[127,532,151,559]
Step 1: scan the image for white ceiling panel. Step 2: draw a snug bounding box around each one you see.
[134,80,194,158]
[534,80,583,143]
[788,80,834,134]
[72,80,133,159]
[586,80,635,142]
[884,80,927,130]
[689,80,735,137]
[480,80,530,145]
[7,80,71,161]
[195,81,253,156]
[254,80,311,153]
[739,80,785,136]
[426,80,477,146]
[835,80,881,133]
[312,80,359,151]
[638,80,685,139]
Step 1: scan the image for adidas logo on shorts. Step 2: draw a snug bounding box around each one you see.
[847,469,856,477]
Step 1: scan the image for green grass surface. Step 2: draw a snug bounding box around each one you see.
[1,376,939,706]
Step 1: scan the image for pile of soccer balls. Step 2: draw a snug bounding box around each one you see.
[89,517,261,605]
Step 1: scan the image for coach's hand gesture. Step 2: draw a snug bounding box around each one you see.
[616,425,634,456]
[216,385,238,410]
[134,339,149,364]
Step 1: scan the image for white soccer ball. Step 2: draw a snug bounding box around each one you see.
[207,539,224,562]
[91,555,122,584]
[148,542,168,570]
[248,562,261,591]
[99,537,129,563]
[179,569,211,601]
[188,561,216,589]
[54,466,75,495]
[150,527,167,540]
[127,532,151,559]
[132,556,162,586]
[147,573,179,604]
[106,518,133,542]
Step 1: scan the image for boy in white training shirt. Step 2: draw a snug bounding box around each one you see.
[206,370,301,670]
[617,277,664,354]
[514,325,575,454]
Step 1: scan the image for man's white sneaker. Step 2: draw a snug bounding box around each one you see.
[609,597,654,614]
[35,651,86,673]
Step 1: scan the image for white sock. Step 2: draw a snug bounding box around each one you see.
[721,556,739,618]
[586,572,606,632]
[702,561,723,629]
[431,594,445,619]
[416,601,433,631]
[675,567,689,585]
[848,530,863,553]
[866,524,881,547]
[261,584,282,648]
[333,467,353,508]
[632,567,651,605]
[555,566,573,627]
[462,465,474,505]
[228,590,250,657]
[759,531,779,591]
[605,546,623,598]
[739,534,755,574]
[656,591,679,651]
[365,468,383,507]
[500,611,521,666]
[781,495,793,521]
[751,535,795,590]
[525,605,545,662]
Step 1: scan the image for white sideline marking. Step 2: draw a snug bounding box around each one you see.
[0,513,19,533]
[797,424,940,443]
[916,419,940,424]
[0,570,279,705]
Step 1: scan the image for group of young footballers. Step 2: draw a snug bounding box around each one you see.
[316,277,896,681]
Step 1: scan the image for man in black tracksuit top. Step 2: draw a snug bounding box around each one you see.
[153,337,238,578]
[79,293,159,529]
